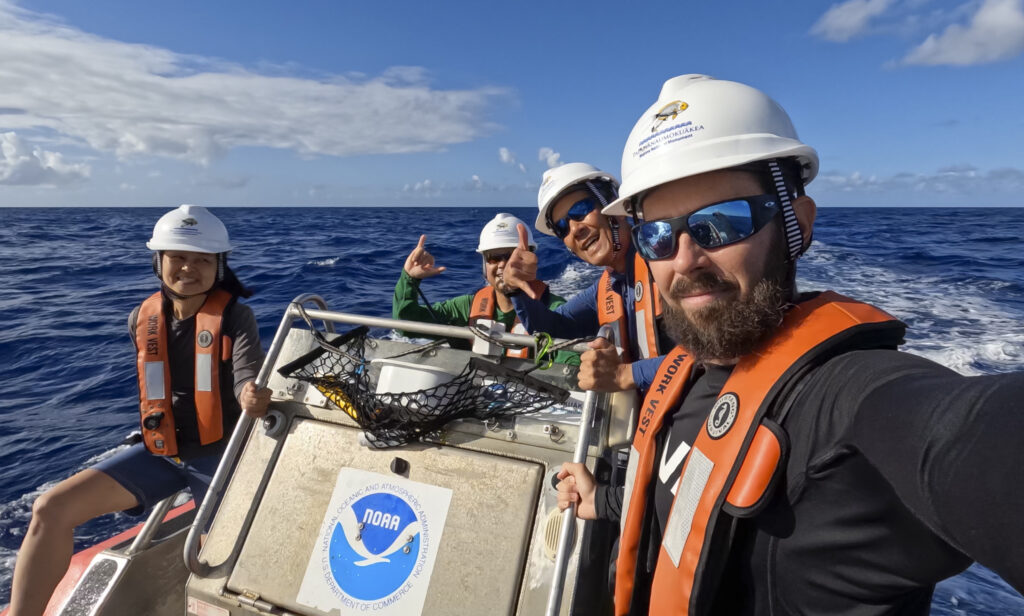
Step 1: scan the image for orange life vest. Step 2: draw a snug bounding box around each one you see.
[470,282,547,358]
[614,291,905,615]
[597,252,663,362]
[135,289,234,456]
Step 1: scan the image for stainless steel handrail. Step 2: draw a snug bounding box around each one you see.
[184,294,327,574]
[125,493,178,556]
[184,295,590,575]
[297,308,588,351]
[544,325,611,616]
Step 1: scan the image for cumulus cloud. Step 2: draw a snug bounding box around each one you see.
[498,147,526,172]
[0,131,90,185]
[902,0,1024,65]
[538,147,562,169]
[811,0,895,41]
[0,2,506,165]
[402,178,447,197]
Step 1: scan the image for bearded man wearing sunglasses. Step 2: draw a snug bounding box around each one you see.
[555,74,1024,615]
[502,163,673,393]
[392,212,577,363]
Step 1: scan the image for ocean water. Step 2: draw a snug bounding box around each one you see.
[1,206,1023,613]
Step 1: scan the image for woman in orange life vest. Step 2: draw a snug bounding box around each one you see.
[502,163,671,393]
[8,205,270,616]
[392,212,579,364]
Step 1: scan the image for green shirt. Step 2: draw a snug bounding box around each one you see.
[392,270,580,366]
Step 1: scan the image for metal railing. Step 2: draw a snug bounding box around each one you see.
[184,294,592,576]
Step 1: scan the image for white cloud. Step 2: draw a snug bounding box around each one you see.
[403,178,447,197]
[902,0,1024,65]
[498,147,526,172]
[0,3,506,166]
[538,147,562,168]
[811,0,895,42]
[817,164,1024,194]
[0,131,90,185]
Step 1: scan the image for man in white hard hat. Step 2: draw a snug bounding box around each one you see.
[555,75,1024,615]
[502,163,671,392]
[9,205,271,616]
[393,212,578,363]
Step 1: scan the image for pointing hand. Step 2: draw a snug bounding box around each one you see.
[403,235,447,279]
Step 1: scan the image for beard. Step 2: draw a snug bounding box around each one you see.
[661,241,792,362]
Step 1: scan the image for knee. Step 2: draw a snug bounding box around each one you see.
[30,488,80,531]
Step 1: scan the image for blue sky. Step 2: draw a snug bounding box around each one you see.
[0,0,1022,207]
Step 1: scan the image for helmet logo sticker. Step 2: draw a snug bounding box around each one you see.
[180,217,199,227]
[649,101,688,133]
[707,393,738,439]
[197,330,214,348]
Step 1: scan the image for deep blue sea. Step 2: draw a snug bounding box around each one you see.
[1,206,1023,613]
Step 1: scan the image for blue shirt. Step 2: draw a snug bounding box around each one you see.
[511,259,663,391]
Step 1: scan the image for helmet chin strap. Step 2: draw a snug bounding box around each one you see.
[767,159,805,262]
[608,216,623,253]
[160,284,209,301]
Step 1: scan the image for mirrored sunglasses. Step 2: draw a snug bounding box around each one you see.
[631,195,780,260]
[551,198,598,239]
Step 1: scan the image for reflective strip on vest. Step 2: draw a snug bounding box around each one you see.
[144,362,166,399]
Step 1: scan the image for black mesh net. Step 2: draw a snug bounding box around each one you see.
[277,326,570,448]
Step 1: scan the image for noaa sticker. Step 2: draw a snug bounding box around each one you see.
[297,469,452,615]
[707,393,739,439]
[180,217,199,227]
[197,330,214,348]
[634,281,644,301]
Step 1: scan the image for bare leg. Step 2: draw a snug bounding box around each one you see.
[8,469,139,616]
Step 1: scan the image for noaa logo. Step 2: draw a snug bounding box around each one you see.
[634,281,644,301]
[197,330,214,348]
[650,100,688,132]
[707,393,738,439]
[329,492,421,601]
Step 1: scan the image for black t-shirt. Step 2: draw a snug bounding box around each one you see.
[631,348,1024,615]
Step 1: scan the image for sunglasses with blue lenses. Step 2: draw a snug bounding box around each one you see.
[550,198,598,239]
[631,194,780,260]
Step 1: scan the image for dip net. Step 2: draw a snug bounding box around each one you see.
[277,326,570,448]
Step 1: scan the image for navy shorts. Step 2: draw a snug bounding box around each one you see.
[93,443,226,516]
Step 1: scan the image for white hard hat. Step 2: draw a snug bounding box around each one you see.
[146,204,232,254]
[535,162,619,236]
[603,74,818,216]
[477,213,536,253]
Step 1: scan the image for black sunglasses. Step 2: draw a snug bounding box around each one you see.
[484,251,514,264]
[631,195,780,260]
[549,198,598,239]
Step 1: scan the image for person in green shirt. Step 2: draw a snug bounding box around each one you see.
[393,213,579,365]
